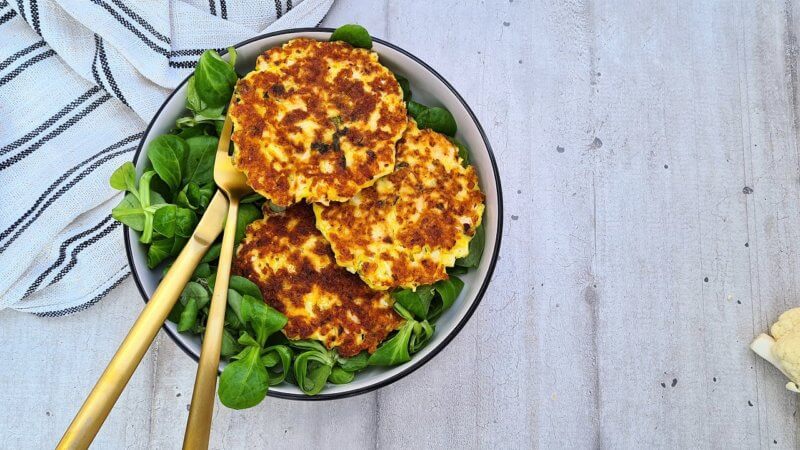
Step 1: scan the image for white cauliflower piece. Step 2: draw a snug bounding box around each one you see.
[751,307,800,393]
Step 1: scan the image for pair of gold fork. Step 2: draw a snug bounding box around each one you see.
[57,116,252,450]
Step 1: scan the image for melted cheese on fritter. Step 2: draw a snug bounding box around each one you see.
[229,38,408,207]
[233,205,403,356]
[314,120,485,291]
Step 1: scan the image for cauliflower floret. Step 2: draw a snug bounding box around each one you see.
[751,307,800,393]
[773,332,800,390]
[771,308,800,340]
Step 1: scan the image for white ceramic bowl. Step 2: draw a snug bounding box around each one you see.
[125,28,503,400]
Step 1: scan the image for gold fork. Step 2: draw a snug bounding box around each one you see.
[57,190,229,450]
[183,114,252,449]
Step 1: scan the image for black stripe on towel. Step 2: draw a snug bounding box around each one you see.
[168,60,197,69]
[0,86,101,155]
[0,48,55,86]
[0,8,16,25]
[0,94,111,171]
[0,144,135,253]
[15,0,25,22]
[34,272,130,317]
[167,48,225,68]
[106,0,170,44]
[48,221,121,286]
[0,133,140,249]
[169,49,207,56]
[23,216,114,298]
[0,40,45,72]
[91,34,107,91]
[29,0,40,34]
[89,0,169,56]
[96,37,129,106]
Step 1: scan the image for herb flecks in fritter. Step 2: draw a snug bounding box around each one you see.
[314,120,485,291]
[229,38,408,207]
[233,205,403,357]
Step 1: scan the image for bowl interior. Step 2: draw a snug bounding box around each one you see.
[127,29,502,399]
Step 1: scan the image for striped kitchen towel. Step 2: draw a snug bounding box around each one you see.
[0,0,333,316]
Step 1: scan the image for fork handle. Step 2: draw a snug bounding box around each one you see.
[183,198,239,450]
[57,237,211,450]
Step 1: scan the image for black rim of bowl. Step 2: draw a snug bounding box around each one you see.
[124,28,504,401]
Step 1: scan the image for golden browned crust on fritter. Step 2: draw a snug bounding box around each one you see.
[229,38,407,207]
[233,204,403,356]
[314,120,486,291]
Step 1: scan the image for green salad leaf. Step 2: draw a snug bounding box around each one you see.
[288,341,369,393]
[228,275,263,300]
[109,161,137,193]
[168,281,211,332]
[392,286,434,320]
[409,320,435,354]
[405,101,458,137]
[217,288,287,407]
[330,24,372,49]
[111,170,166,244]
[152,204,197,238]
[201,242,221,263]
[175,122,210,140]
[368,321,414,366]
[447,266,469,275]
[137,172,167,243]
[183,135,217,186]
[290,339,329,353]
[406,101,427,118]
[225,288,244,325]
[262,345,292,386]
[394,73,412,102]
[368,291,442,366]
[218,346,269,409]
[336,352,369,372]
[391,277,464,324]
[194,50,238,110]
[177,296,200,333]
[240,192,265,204]
[235,204,262,245]
[427,276,464,322]
[220,328,242,357]
[455,222,485,268]
[176,182,213,210]
[238,331,260,348]
[111,193,146,231]
[241,294,287,346]
[293,350,334,395]
[147,235,187,269]
[416,107,457,136]
[147,135,188,193]
[192,263,211,279]
[449,137,471,166]
[328,367,355,384]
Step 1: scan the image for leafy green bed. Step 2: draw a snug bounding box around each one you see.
[111,25,485,409]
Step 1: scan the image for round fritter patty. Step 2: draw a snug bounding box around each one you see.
[314,120,486,291]
[233,204,403,356]
[229,38,408,207]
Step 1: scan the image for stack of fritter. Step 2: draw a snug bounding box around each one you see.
[230,38,484,356]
